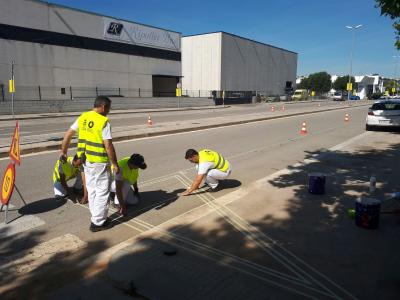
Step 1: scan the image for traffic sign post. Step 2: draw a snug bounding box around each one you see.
[9,121,21,165]
[0,163,26,224]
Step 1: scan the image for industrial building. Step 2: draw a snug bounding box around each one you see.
[182,32,297,97]
[0,0,181,99]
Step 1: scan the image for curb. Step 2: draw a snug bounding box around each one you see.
[0,105,230,122]
[0,103,370,158]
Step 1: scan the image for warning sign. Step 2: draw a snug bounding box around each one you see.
[9,121,21,165]
[1,163,16,205]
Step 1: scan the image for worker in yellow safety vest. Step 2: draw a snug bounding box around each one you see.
[53,154,87,203]
[111,154,147,215]
[181,149,232,196]
[60,96,119,232]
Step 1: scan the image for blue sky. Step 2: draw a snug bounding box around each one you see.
[48,0,399,78]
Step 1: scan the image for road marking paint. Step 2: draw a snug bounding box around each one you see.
[0,214,45,238]
[177,173,356,299]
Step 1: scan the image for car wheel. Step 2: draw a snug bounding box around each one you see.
[366,124,373,131]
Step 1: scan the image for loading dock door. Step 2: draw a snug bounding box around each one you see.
[152,75,179,97]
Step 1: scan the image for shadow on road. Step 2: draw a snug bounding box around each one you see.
[2,134,400,300]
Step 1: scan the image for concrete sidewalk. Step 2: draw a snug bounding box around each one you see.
[39,130,400,300]
[0,101,372,158]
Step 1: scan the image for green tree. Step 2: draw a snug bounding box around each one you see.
[333,76,355,91]
[297,77,310,90]
[307,71,332,94]
[376,0,400,49]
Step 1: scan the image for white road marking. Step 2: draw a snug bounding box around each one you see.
[0,214,45,238]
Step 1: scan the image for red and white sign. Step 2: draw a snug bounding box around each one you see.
[1,163,16,205]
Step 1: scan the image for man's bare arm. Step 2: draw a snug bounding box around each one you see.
[103,139,119,173]
[181,174,205,196]
[60,128,76,158]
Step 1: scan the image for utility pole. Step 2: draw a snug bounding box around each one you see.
[393,55,400,95]
[346,25,362,100]
[10,60,15,119]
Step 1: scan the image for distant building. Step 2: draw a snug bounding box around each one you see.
[182,32,297,96]
[355,75,384,99]
[0,0,181,99]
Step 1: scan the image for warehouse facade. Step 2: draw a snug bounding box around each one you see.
[182,32,297,97]
[0,0,181,100]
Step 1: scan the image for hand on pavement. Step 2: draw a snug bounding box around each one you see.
[180,189,191,196]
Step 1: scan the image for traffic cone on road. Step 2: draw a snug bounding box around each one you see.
[300,122,308,135]
[271,106,275,112]
[281,105,285,111]
[147,115,153,126]
[344,113,350,122]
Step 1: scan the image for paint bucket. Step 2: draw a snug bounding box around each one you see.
[308,173,326,195]
[355,197,381,229]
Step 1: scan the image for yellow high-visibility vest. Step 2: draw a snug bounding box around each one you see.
[199,149,229,172]
[77,111,109,163]
[53,156,79,183]
[117,157,139,184]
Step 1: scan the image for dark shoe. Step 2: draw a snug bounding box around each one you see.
[208,186,221,193]
[89,218,112,232]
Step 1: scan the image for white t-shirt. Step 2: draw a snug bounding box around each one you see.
[70,118,112,140]
[197,161,215,175]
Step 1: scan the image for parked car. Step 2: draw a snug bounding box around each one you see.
[349,95,360,100]
[293,89,308,101]
[366,100,400,130]
[332,91,346,101]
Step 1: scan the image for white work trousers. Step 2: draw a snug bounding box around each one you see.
[54,172,83,197]
[84,162,111,226]
[205,167,232,189]
[110,180,139,205]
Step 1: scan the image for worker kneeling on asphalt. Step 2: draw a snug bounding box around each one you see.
[53,154,86,201]
[181,149,231,196]
[111,154,147,215]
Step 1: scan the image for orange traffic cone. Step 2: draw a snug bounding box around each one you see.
[147,115,153,126]
[271,106,275,112]
[281,105,285,111]
[300,122,307,134]
[344,113,350,122]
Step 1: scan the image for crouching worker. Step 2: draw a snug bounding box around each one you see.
[111,154,147,215]
[181,149,232,196]
[53,154,87,202]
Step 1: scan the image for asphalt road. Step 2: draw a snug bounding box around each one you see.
[0,100,362,141]
[0,104,369,251]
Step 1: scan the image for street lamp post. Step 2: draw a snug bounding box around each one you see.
[346,24,362,101]
[393,55,400,96]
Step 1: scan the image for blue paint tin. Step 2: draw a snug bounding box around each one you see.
[355,197,381,229]
[308,173,326,195]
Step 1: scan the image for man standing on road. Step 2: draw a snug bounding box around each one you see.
[60,96,119,232]
[181,149,232,196]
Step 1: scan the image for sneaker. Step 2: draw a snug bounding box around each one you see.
[208,186,221,193]
[89,218,112,232]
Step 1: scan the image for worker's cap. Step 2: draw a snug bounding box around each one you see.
[129,153,147,169]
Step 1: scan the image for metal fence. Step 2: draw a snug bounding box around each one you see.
[0,85,300,102]
[0,85,223,101]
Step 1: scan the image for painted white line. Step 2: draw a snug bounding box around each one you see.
[0,215,45,238]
